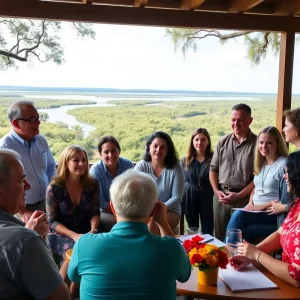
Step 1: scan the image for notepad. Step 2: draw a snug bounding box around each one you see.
[219,264,278,292]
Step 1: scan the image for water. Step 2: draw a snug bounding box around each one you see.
[22,93,260,137]
[226,243,238,257]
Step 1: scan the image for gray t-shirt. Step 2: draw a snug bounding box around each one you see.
[253,156,286,205]
[134,160,184,215]
[0,209,63,300]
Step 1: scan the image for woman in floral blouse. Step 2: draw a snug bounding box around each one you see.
[230,151,300,287]
[46,145,100,278]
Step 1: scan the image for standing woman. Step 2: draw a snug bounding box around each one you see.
[46,145,100,277]
[90,135,134,232]
[180,128,214,235]
[135,131,184,235]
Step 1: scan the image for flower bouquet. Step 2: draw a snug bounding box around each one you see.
[183,235,228,285]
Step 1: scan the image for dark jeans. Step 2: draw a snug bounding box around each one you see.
[226,210,277,243]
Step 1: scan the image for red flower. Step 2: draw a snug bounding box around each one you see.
[191,253,203,265]
[218,250,229,269]
[191,235,204,243]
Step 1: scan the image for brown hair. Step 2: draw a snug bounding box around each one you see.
[184,128,213,169]
[284,108,300,133]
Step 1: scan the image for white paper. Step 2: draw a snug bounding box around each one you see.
[219,264,278,292]
[232,207,266,213]
[177,234,226,247]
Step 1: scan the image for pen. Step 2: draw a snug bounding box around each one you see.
[176,238,183,243]
[199,238,214,244]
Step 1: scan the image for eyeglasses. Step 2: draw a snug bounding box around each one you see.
[16,115,43,123]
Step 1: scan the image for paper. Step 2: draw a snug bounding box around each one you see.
[219,264,278,292]
[232,207,266,213]
[177,234,225,247]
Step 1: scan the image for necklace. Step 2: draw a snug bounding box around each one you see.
[261,159,276,193]
[195,158,207,191]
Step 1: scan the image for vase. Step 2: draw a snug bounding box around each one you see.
[197,267,219,286]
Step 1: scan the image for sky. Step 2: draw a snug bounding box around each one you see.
[0,22,300,94]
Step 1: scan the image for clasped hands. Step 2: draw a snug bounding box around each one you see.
[216,190,240,204]
[229,240,260,271]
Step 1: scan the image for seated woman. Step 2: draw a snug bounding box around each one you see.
[46,145,100,278]
[68,170,191,299]
[180,128,214,235]
[90,135,133,232]
[134,131,184,235]
[230,151,300,287]
[226,126,288,242]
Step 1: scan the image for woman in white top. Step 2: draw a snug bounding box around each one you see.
[226,126,288,242]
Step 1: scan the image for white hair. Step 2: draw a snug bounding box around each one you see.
[0,149,21,182]
[110,169,158,218]
[7,100,35,123]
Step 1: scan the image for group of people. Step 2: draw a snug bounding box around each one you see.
[0,100,300,300]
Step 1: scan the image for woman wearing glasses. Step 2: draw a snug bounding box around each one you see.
[180,128,214,235]
[231,151,300,287]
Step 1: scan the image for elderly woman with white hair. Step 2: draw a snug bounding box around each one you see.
[68,169,191,300]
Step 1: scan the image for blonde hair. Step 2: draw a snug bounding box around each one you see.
[254,126,288,175]
[51,145,92,187]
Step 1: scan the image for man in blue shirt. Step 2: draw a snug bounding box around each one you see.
[0,100,56,222]
[68,170,191,300]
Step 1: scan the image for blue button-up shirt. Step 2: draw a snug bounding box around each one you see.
[0,130,56,205]
[90,157,133,211]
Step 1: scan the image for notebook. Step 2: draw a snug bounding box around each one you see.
[219,264,278,292]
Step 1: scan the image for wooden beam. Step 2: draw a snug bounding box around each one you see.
[228,0,265,13]
[274,0,300,16]
[134,0,148,8]
[276,31,295,132]
[180,0,206,11]
[82,0,93,4]
[1,0,300,32]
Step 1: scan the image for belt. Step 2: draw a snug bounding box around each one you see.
[26,199,45,206]
[220,185,242,193]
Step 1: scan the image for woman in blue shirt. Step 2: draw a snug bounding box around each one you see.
[135,131,184,235]
[90,135,133,232]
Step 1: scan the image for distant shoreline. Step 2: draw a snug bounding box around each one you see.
[0,85,291,97]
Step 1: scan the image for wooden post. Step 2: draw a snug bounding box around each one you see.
[276,31,295,132]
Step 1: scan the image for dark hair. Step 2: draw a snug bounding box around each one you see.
[286,151,300,200]
[185,128,213,169]
[98,135,121,154]
[143,131,179,168]
[284,108,300,131]
[232,103,252,116]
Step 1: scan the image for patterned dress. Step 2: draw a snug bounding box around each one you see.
[46,179,100,256]
[280,197,300,282]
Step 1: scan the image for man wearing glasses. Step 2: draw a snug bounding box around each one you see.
[0,100,56,222]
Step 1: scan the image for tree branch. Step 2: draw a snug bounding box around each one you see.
[0,49,27,61]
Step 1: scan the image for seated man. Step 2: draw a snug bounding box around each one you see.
[68,169,191,300]
[0,149,70,300]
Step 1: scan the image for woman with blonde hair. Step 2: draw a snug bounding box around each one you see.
[180,128,214,235]
[226,126,288,241]
[46,145,100,277]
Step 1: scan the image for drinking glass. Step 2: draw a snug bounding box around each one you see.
[187,227,201,235]
[226,228,242,257]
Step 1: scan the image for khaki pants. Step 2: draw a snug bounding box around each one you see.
[213,194,249,241]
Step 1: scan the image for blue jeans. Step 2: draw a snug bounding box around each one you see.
[225,210,277,243]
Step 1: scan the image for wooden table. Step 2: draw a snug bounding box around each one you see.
[176,263,300,300]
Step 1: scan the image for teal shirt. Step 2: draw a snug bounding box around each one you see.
[68,222,191,300]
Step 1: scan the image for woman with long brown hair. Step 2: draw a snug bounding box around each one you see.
[180,128,214,235]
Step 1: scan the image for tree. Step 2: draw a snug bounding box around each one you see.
[71,125,84,141]
[0,19,95,70]
[165,29,299,65]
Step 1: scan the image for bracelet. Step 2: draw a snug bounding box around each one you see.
[256,251,262,263]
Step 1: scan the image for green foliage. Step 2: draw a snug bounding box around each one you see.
[0,19,95,70]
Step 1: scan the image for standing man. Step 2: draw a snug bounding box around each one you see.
[210,104,257,241]
[0,149,70,300]
[0,100,56,222]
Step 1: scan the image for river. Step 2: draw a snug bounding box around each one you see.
[25,94,259,138]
